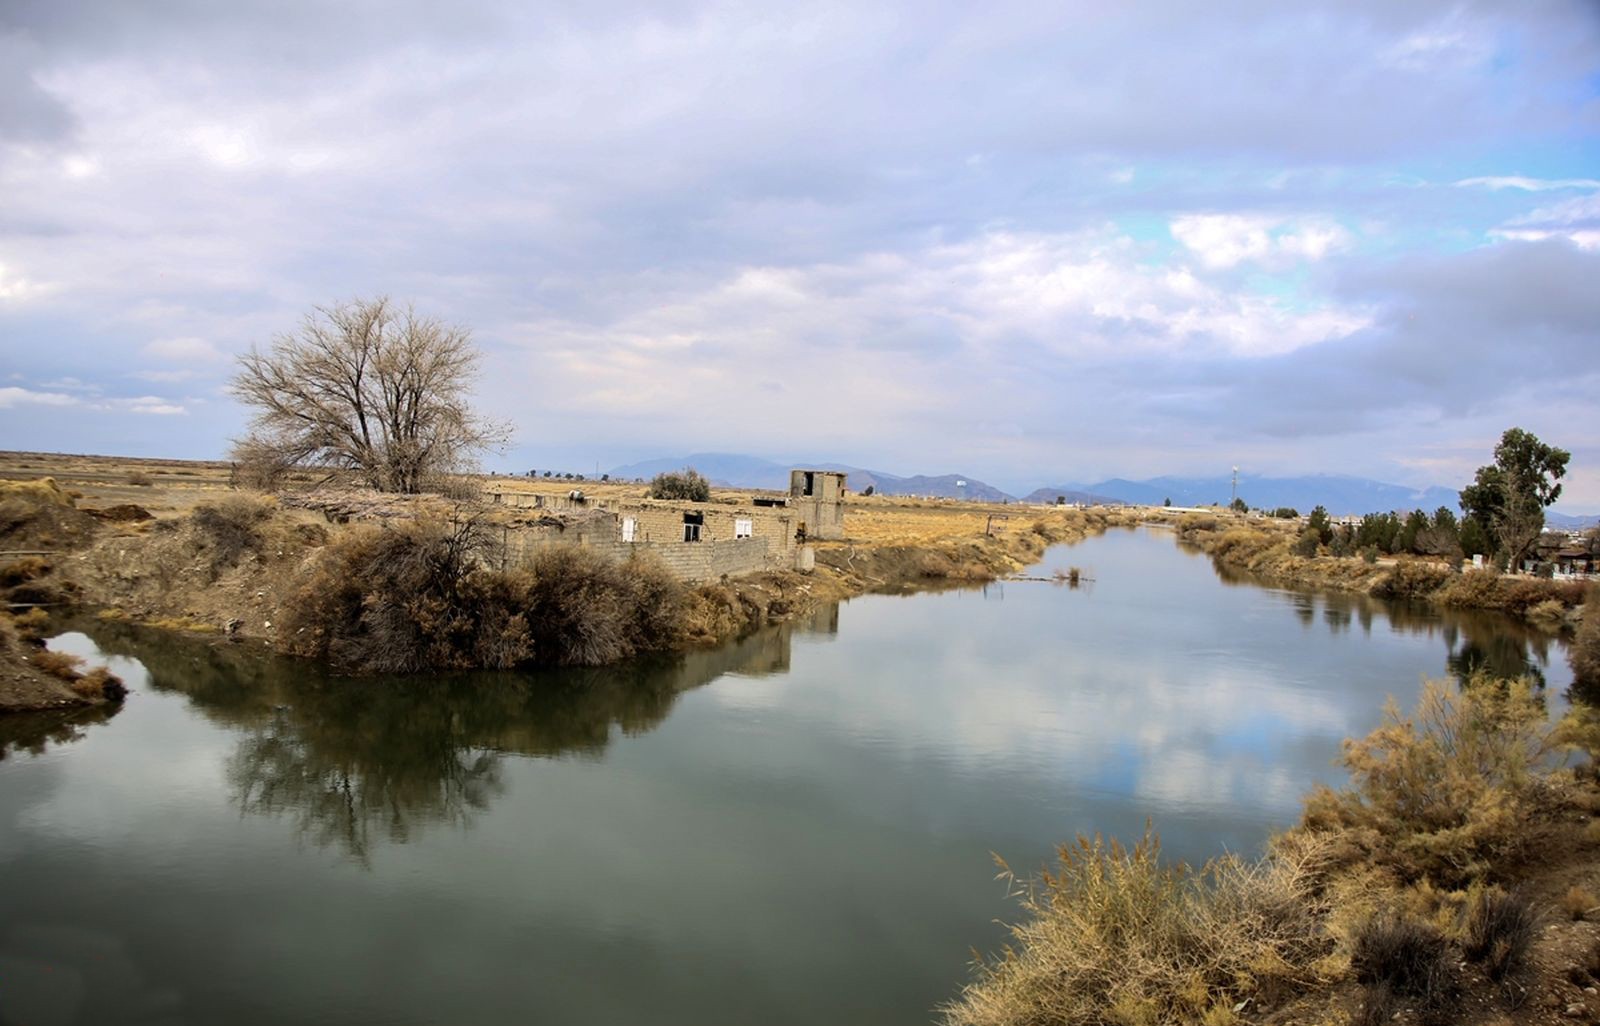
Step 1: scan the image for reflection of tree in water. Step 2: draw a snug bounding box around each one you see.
[0,702,120,760]
[78,607,831,863]
[1258,584,1560,690]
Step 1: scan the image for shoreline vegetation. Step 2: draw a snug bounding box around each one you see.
[944,676,1600,1026]
[1168,512,1592,634]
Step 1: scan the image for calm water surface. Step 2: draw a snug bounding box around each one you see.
[0,527,1573,1025]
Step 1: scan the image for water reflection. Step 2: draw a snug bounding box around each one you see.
[1201,561,1563,689]
[76,605,839,862]
[0,703,120,760]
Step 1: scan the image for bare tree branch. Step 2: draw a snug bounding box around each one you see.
[230,297,509,493]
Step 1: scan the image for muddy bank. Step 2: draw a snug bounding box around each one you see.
[1167,513,1591,630]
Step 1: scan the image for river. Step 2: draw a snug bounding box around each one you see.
[0,527,1574,1025]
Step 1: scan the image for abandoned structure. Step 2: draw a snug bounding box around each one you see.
[480,468,847,582]
[788,469,846,540]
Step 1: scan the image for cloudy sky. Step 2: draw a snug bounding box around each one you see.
[2,1,1597,504]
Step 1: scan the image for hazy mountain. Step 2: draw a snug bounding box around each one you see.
[1022,487,1124,505]
[1546,511,1600,532]
[607,456,1572,519]
[1075,474,1461,515]
[607,454,1014,500]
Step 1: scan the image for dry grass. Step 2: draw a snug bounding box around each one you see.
[942,829,1334,1026]
[1300,676,1562,885]
[30,648,84,681]
[949,678,1600,1026]
[1559,885,1598,921]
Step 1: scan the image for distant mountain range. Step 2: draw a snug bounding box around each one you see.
[608,453,1596,523]
[1035,474,1463,516]
[607,453,1011,500]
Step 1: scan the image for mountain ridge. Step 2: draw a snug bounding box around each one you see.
[607,453,1593,520]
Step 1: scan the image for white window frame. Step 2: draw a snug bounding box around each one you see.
[621,516,636,543]
[734,518,752,539]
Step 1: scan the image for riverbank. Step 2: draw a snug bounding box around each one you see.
[945,677,1600,1026]
[0,461,1140,681]
[1168,513,1591,630]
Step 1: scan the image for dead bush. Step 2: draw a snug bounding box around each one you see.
[1571,587,1600,703]
[1349,913,1458,1025]
[9,607,50,639]
[520,547,685,667]
[1560,885,1598,921]
[1300,676,1556,885]
[1371,560,1451,602]
[127,470,153,486]
[280,523,685,674]
[0,556,49,587]
[31,649,84,681]
[1460,885,1535,982]
[940,829,1332,1026]
[71,666,127,702]
[190,494,276,575]
[1525,598,1567,630]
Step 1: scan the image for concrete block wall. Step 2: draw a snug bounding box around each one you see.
[491,499,801,583]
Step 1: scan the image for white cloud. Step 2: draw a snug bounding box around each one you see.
[1455,176,1600,191]
[1489,190,1600,250]
[115,396,189,416]
[0,263,55,302]
[1170,214,1350,269]
[142,336,225,363]
[0,387,79,409]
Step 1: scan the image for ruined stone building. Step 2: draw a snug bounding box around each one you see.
[481,468,847,582]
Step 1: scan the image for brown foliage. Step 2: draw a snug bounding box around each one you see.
[1571,588,1600,702]
[941,829,1333,1026]
[280,521,686,674]
[1299,677,1559,884]
[31,648,84,681]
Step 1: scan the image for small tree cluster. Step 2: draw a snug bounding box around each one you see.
[648,467,711,502]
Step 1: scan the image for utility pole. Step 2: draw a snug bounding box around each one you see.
[1231,466,1239,507]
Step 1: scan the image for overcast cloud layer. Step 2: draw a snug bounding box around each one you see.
[2,0,1597,504]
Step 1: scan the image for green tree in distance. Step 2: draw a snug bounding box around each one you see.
[1460,428,1570,569]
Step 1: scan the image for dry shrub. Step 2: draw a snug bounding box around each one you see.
[1371,560,1452,602]
[940,830,1332,1026]
[70,666,127,702]
[1571,588,1600,703]
[9,607,50,639]
[521,547,685,667]
[1439,570,1585,613]
[280,519,511,673]
[31,648,84,681]
[127,470,153,486]
[1525,598,1567,630]
[1349,912,1458,1025]
[190,494,277,575]
[281,522,685,674]
[1459,885,1536,982]
[0,556,50,588]
[1560,885,1598,921]
[1300,677,1556,885]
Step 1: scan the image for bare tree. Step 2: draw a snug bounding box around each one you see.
[231,297,508,493]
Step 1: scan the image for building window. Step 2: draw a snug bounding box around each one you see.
[734,518,752,539]
[621,517,636,543]
[803,471,815,496]
[683,512,703,542]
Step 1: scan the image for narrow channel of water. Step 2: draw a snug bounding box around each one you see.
[0,527,1573,1026]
